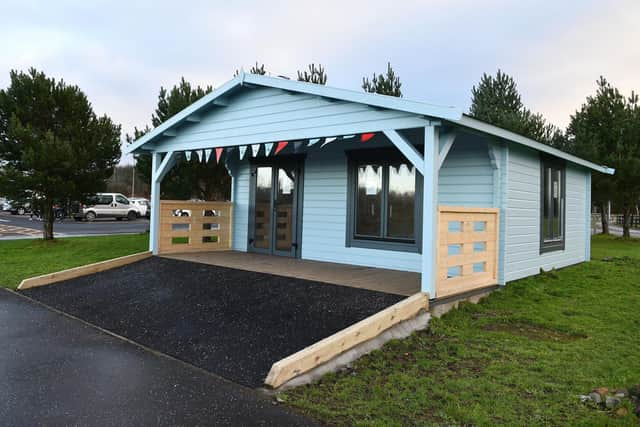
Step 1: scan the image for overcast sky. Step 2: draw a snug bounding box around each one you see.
[2,0,639,164]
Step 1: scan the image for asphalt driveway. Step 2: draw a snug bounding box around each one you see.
[0,289,313,426]
[23,257,403,388]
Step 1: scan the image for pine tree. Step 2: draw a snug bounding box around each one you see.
[567,77,640,237]
[234,62,267,77]
[469,69,564,146]
[362,62,402,97]
[0,68,121,239]
[297,64,327,85]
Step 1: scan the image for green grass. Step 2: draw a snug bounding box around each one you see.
[284,235,640,425]
[0,234,149,289]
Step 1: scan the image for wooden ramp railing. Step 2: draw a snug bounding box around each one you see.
[437,206,499,298]
[159,200,233,255]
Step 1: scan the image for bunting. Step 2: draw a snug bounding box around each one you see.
[343,134,355,139]
[360,132,375,142]
[239,145,248,160]
[204,149,212,162]
[307,138,321,147]
[264,142,274,156]
[184,151,192,161]
[251,144,261,157]
[320,136,337,148]
[196,150,204,162]
[275,141,288,155]
[215,147,224,163]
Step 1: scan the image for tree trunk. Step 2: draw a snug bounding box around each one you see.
[622,208,632,239]
[42,199,55,240]
[600,202,609,234]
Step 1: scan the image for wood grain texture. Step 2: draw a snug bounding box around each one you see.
[17,251,152,290]
[158,200,233,254]
[264,292,429,388]
[437,206,499,298]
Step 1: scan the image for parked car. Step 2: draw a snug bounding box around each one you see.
[8,199,32,215]
[74,193,139,221]
[0,198,12,211]
[129,198,150,218]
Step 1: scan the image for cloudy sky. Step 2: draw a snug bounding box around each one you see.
[2,0,639,163]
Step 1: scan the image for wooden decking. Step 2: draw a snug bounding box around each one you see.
[163,251,420,296]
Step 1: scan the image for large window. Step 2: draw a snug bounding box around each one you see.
[347,151,421,252]
[540,157,565,253]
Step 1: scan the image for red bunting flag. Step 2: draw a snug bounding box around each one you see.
[360,133,375,142]
[215,147,224,163]
[275,141,288,155]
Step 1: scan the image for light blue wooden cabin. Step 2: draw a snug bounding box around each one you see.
[126,72,614,299]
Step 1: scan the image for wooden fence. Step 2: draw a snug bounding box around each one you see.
[159,200,233,254]
[437,206,499,298]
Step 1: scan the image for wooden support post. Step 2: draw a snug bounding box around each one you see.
[149,152,162,254]
[422,125,439,297]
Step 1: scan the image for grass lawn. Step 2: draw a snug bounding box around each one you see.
[0,234,149,289]
[283,235,640,425]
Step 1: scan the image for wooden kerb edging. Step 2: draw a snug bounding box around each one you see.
[264,292,429,389]
[17,251,152,290]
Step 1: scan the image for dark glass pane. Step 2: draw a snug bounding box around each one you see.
[355,164,382,237]
[552,168,562,239]
[254,167,272,249]
[275,167,295,251]
[386,163,415,239]
[542,167,551,240]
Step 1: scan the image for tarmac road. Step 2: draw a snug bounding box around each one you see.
[0,211,149,239]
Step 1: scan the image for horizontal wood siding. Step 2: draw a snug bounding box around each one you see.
[301,145,422,272]
[505,146,588,281]
[232,162,250,251]
[438,135,494,207]
[152,87,426,152]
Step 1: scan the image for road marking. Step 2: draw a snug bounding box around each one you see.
[0,219,9,222]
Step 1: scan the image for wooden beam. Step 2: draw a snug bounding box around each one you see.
[264,292,429,389]
[163,129,177,137]
[18,252,152,290]
[212,97,230,106]
[185,114,201,123]
[438,132,456,169]
[153,151,177,183]
[421,125,439,297]
[383,129,425,175]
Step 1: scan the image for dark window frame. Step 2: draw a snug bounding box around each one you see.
[540,155,566,253]
[346,148,422,253]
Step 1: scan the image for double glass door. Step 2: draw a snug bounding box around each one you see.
[250,161,302,257]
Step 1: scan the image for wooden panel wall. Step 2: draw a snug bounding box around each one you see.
[158,200,233,254]
[437,206,499,298]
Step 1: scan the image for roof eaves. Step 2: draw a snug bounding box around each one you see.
[455,115,615,175]
[124,75,244,154]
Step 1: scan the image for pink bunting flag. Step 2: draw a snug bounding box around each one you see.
[275,141,288,155]
[215,147,223,163]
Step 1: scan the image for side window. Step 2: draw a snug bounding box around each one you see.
[540,157,565,253]
[115,195,129,205]
[98,195,113,205]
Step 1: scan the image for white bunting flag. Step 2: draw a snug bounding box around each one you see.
[321,136,337,148]
[184,151,192,161]
[196,150,204,162]
[307,138,321,147]
[343,134,355,139]
[204,149,212,162]
[251,144,261,157]
[264,143,274,156]
[239,146,247,160]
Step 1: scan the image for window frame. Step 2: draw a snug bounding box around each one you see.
[346,148,422,253]
[539,155,566,253]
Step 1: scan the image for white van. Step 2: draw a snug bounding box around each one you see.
[129,198,150,218]
[75,193,139,221]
